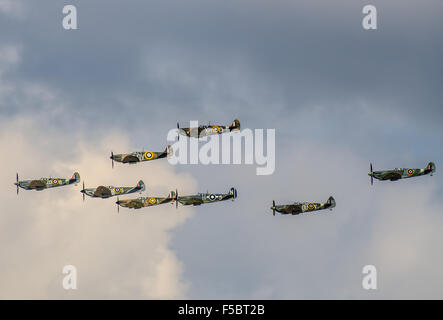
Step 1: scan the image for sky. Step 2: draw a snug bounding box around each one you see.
[0,0,442,299]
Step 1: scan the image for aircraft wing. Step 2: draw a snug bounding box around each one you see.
[382,171,403,181]
[29,180,47,189]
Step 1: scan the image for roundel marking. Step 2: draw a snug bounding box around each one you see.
[144,152,154,160]
[148,197,157,205]
[52,179,58,185]
[114,187,122,194]
[308,203,315,210]
[407,169,414,176]
[209,194,216,201]
[212,127,218,133]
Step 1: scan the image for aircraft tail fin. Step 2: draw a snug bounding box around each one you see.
[229,187,238,199]
[426,162,436,174]
[166,145,173,157]
[137,180,146,192]
[70,172,80,183]
[229,119,241,131]
[327,196,336,209]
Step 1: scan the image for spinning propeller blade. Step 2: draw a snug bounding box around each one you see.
[16,173,19,195]
[111,152,114,169]
[272,200,276,216]
[175,189,178,209]
[82,182,85,202]
[370,163,373,185]
[116,197,120,213]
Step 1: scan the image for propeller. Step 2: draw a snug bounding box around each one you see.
[116,197,120,213]
[177,122,180,140]
[175,189,178,209]
[272,200,276,216]
[370,163,373,185]
[16,173,19,195]
[110,152,114,169]
[82,182,85,202]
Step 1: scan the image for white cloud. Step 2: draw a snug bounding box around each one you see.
[0,116,197,299]
[361,181,443,298]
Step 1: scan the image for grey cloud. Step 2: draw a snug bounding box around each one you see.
[0,0,442,299]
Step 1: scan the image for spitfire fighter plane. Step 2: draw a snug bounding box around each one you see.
[14,172,80,194]
[80,180,145,200]
[270,196,336,216]
[368,162,436,185]
[176,187,238,207]
[110,146,172,168]
[115,191,176,212]
[177,119,240,138]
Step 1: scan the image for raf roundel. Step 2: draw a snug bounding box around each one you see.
[148,198,157,205]
[407,169,415,176]
[308,203,316,210]
[209,194,216,201]
[114,187,122,194]
[144,152,154,160]
[52,179,58,185]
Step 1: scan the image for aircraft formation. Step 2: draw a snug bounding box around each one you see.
[14,118,436,217]
[14,120,241,212]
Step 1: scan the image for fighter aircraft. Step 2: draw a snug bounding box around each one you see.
[177,119,240,138]
[368,162,436,185]
[110,145,172,168]
[80,180,145,200]
[14,172,80,194]
[176,187,238,207]
[115,190,176,212]
[270,196,336,216]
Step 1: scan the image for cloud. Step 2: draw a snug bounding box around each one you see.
[0,0,24,18]
[0,0,442,299]
[362,181,443,299]
[173,137,442,299]
[0,114,197,299]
